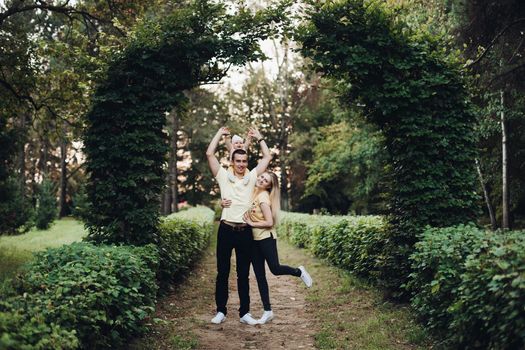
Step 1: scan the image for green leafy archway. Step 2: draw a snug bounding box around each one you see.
[296,0,479,296]
[83,0,285,245]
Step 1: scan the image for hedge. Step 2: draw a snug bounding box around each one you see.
[277,212,386,279]
[0,206,214,349]
[280,212,525,349]
[409,225,525,349]
[1,243,158,349]
[158,206,214,290]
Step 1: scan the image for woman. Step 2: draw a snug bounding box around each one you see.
[222,171,313,324]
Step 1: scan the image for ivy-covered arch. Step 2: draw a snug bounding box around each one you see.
[83,0,285,246]
[296,0,479,296]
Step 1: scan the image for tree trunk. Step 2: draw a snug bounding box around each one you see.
[170,110,179,213]
[476,158,497,230]
[161,191,168,215]
[501,89,510,229]
[17,113,28,196]
[163,154,172,215]
[59,131,68,218]
[40,135,49,176]
[279,41,290,212]
[279,134,289,212]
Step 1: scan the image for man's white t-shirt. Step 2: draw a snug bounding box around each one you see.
[216,167,257,223]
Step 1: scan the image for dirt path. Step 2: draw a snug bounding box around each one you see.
[134,238,316,350]
[132,231,430,350]
[197,255,315,349]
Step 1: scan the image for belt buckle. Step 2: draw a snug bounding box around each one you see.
[233,225,243,231]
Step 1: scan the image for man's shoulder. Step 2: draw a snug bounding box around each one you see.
[215,166,228,181]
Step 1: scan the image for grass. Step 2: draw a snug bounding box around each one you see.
[0,217,87,284]
[0,217,87,252]
[276,239,432,350]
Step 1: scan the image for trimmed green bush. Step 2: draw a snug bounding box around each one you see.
[0,301,79,350]
[278,212,386,279]
[451,230,525,349]
[278,212,346,248]
[0,206,214,349]
[158,206,213,290]
[311,216,387,278]
[409,226,525,349]
[2,243,158,349]
[408,225,486,332]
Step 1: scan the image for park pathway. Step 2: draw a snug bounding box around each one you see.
[133,235,316,349]
[132,230,428,350]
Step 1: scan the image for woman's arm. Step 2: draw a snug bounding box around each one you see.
[243,202,273,228]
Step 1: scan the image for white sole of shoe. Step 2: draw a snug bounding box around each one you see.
[211,316,226,324]
[260,316,273,324]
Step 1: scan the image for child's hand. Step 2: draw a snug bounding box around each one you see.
[218,127,230,136]
[220,198,232,208]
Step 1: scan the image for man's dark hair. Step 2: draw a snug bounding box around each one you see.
[232,149,247,160]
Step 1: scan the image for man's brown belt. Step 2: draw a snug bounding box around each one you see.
[222,220,249,230]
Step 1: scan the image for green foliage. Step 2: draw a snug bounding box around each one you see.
[158,207,213,290]
[409,226,525,349]
[0,116,33,235]
[71,184,89,220]
[311,217,387,278]
[0,306,79,350]
[0,177,34,235]
[2,243,159,349]
[35,179,57,230]
[278,212,345,248]
[278,212,387,279]
[84,0,287,246]
[296,0,479,297]
[304,121,388,214]
[407,225,486,332]
[451,230,525,349]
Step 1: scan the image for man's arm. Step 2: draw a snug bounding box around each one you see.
[206,127,229,177]
[224,135,233,153]
[249,127,272,175]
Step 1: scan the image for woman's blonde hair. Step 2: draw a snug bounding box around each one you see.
[265,172,281,226]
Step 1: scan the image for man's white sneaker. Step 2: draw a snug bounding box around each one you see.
[258,310,274,324]
[299,266,313,288]
[211,312,226,324]
[239,313,258,326]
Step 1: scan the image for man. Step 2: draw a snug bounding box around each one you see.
[206,126,271,325]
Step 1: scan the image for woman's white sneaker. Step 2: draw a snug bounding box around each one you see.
[211,312,226,324]
[258,310,274,324]
[240,313,258,325]
[299,266,313,288]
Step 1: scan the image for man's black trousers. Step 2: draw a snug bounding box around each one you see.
[215,221,253,318]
